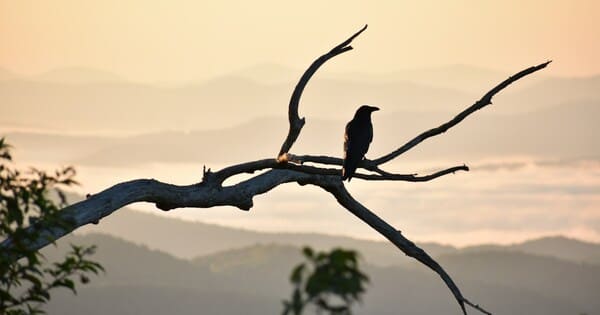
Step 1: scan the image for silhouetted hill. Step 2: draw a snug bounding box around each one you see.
[35,67,127,84]
[340,64,511,95]
[78,206,600,266]
[43,234,279,315]
[0,77,280,132]
[4,131,115,163]
[43,233,209,288]
[47,285,279,315]
[502,75,600,112]
[192,244,302,296]
[516,235,600,263]
[42,233,600,315]
[80,207,454,266]
[231,63,535,94]
[0,67,17,81]
[464,235,600,265]
[232,63,302,84]
[438,250,600,310]
[7,99,598,166]
[2,65,595,134]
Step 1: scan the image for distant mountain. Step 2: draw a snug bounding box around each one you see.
[0,67,18,81]
[79,207,455,266]
[3,131,115,164]
[465,236,600,265]
[78,206,600,266]
[0,74,474,133]
[0,77,281,132]
[3,64,596,134]
[34,67,127,84]
[232,63,542,94]
[6,98,597,166]
[232,63,302,84]
[499,75,600,112]
[517,236,600,263]
[343,63,511,94]
[42,233,600,315]
[438,250,600,312]
[41,234,283,315]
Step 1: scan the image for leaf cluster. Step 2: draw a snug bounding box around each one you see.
[283,247,369,315]
[0,138,103,315]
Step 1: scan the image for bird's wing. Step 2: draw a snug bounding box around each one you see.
[343,121,351,160]
[348,121,372,157]
[343,120,373,180]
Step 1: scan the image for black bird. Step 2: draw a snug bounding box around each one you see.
[342,105,379,181]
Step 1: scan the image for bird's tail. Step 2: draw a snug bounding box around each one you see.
[341,166,355,182]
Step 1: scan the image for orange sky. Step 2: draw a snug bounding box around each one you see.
[1,0,599,82]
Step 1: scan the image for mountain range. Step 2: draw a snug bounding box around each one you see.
[38,218,600,315]
[4,63,600,314]
[3,63,598,168]
[79,207,600,267]
[1,64,598,134]
[5,99,599,168]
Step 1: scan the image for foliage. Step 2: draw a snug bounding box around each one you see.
[0,138,103,315]
[282,247,369,315]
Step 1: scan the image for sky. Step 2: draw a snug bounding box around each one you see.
[1,0,599,246]
[1,0,600,83]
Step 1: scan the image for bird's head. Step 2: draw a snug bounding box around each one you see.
[354,105,380,118]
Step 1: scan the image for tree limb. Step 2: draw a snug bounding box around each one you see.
[371,60,552,165]
[212,157,467,182]
[0,162,468,255]
[314,180,490,315]
[277,25,368,160]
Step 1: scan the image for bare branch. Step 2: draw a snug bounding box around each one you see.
[285,154,382,173]
[354,165,468,181]
[210,155,467,183]
[0,158,465,259]
[372,60,552,165]
[277,25,368,160]
[317,180,490,315]
[283,163,468,182]
[0,169,313,254]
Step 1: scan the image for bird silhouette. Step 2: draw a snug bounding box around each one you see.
[342,105,379,181]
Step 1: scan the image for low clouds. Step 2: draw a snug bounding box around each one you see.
[69,157,600,247]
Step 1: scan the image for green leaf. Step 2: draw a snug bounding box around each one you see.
[290,263,305,283]
[0,138,102,314]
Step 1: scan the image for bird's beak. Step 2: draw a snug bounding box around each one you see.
[371,107,380,112]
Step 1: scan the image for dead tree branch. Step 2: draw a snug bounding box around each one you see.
[0,25,549,315]
[319,180,472,315]
[277,24,368,160]
[371,60,552,165]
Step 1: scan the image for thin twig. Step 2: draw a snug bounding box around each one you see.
[372,61,552,165]
[277,25,368,160]
[315,181,491,315]
[212,157,467,183]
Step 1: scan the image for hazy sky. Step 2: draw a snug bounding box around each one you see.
[2,0,599,246]
[1,0,599,83]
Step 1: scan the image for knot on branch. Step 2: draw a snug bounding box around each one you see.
[201,165,225,187]
[236,199,253,211]
[156,202,176,211]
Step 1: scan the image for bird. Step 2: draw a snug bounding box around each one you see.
[342,105,379,181]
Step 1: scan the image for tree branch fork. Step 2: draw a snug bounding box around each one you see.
[1,25,549,315]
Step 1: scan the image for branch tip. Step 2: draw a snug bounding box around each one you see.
[334,24,368,51]
[372,60,550,165]
[277,25,368,157]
